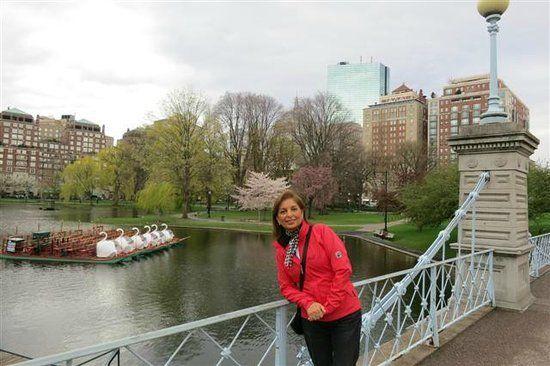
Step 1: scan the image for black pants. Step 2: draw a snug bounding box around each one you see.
[302,310,362,366]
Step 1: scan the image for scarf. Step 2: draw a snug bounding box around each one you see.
[283,227,300,268]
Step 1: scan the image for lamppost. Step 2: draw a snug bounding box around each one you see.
[477,0,509,124]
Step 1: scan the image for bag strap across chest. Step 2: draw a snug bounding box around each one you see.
[298,225,314,291]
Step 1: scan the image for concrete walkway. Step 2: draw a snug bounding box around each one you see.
[418,270,550,366]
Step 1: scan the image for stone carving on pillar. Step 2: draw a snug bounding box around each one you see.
[449,122,539,311]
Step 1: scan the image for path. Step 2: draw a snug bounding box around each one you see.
[357,218,408,232]
[417,270,550,366]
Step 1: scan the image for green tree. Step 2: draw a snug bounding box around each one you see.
[96,146,136,205]
[136,181,177,215]
[528,161,550,234]
[60,156,99,204]
[148,88,208,218]
[193,115,233,217]
[401,164,459,230]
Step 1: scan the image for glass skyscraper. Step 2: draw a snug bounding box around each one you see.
[327,61,390,125]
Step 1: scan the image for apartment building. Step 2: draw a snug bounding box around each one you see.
[430,74,529,162]
[363,84,427,158]
[1,108,113,193]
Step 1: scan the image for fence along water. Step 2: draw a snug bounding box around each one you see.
[15,172,504,366]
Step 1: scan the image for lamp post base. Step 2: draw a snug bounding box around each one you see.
[480,111,508,124]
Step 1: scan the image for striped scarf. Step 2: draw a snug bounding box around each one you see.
[284,228,300,268]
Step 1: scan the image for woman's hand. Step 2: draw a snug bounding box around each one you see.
[306,302,326,321]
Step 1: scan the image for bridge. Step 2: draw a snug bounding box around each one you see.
[6,116,549,366]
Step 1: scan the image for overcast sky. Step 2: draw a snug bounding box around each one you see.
[1,0,548,161]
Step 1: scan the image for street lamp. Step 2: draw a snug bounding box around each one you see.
[477,0,509,124]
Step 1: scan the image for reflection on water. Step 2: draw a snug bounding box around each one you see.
[0,204,416,363]
[0,203,138,234]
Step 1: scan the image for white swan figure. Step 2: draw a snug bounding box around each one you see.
[152,224,166,244]
[96,231,117,258]
[143,225,154,247]
[114,228,134,254]
[131,227,146,250]
[161,223,174,242]
[151,224,162,246]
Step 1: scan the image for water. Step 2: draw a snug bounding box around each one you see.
[0,204,416,363]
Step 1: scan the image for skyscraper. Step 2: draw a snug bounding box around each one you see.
[327,60,390,125]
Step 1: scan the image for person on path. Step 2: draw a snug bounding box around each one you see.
[272,190,362,366]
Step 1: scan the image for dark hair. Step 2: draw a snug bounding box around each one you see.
[272,189,306,241]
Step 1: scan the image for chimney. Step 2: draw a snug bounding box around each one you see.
[102,124,105,134]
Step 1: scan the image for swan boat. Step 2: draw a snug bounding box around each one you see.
[0,224,188,264]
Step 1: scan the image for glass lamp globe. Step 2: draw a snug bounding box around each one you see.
[477,0,510,18]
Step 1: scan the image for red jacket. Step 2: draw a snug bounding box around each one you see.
[273,221,361,322]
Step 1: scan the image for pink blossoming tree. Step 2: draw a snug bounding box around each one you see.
[291,165,338,218]
[233,171,289,221]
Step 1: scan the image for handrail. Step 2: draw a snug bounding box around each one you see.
[15,250,493,366]
[363,171,490,326]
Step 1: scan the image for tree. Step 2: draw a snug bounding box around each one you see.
[391,142,431,188]
[214,92,248,186]
[232,171,289,220]
[291,165,338,218]
[149,88,208,218]
[289,92,350,165]
[0,174,12,197]
[214,92,284,186]
[60,156,100,204]
[266,120,300,179]
[330,122,365,207]
[401,164,459,230]
[136,182,177,215]
[194,115,233,217]
[96,146,135,205]
[528,161,550,234]
[244,94,284,172]
[10,172,38,200]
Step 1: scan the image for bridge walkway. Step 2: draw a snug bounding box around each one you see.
[417,269,550,366]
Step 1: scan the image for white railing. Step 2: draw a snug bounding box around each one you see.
[14,252,494,366]
[364,171,490,326]
[529,233,550,278]
[14,173,493,366]
[358,250,494,365]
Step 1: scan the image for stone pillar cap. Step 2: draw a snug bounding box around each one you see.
[448,122,539,157]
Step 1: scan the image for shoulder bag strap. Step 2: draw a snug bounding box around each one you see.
[298,225,314,291]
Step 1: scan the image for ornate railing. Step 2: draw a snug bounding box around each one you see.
[15,251,494,366]
[15,173,494,366]
[529,233,550,278]
[358,250,494,365]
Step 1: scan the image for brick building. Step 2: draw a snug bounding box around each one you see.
[428,74,529,162]
[0,108,113,194]
[363,84,428,159]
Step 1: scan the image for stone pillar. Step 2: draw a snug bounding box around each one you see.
[448,122,539,311]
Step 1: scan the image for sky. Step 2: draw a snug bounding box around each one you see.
[1,0,548,161]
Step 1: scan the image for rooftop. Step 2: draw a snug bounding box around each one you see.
[2,107,32,116]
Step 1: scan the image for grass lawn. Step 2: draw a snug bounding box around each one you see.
[384,222,458,254]
[383,212,550,254]
[94,214,364,233]
[195,209,400,226]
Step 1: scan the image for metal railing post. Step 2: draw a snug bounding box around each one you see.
[275,305,287,366]
[429,266,440,347]
[488,251,496,307]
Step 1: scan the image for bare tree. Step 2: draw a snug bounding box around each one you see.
[214,92,283,185]
[289,92,350,165]
[214,92,248,186]
[244,94,284,172]
[391,142,430,188]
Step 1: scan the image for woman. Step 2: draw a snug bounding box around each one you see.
[272,190,362,366]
